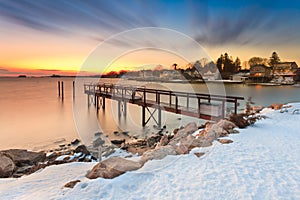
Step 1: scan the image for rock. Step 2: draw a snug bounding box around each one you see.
[1,149,46,167]
[74,145,90,155]
[194,152,205,158]
[93,137,105,148]
[86,157,142,179]
[159,135,169,146]
[102,146,116,158]
[140,145,176,164]
[228,129,240,134]
[174,122,198,138]
[0,153,15,178]
[229,113,249,128]
[59,144,66,148]
[269,103,283,110]
[252,105,264,113]
[147,134,162,148]
[174,135,212,155]
[124,140,150,155]
[13,165,33,177]
[64,180,81,188]
[173,128,179,135]
[217,139,233,144]
[94,132,103,137]
[169,122,198,147]
[111,139,125,145]
[71,139,80,145]
[113,131,120,135]
[216,119,237,131]
[122,131,129,136]
[210,124,228,138]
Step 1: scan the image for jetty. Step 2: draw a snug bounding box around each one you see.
[84,83,244,128]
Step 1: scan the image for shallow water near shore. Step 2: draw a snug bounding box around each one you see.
[0,77,299,151]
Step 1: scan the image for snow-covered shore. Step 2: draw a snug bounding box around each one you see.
[0,103,300,200]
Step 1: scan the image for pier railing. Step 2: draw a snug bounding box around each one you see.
[84,83,244,127]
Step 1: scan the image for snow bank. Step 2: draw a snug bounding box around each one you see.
[0,103,300,200]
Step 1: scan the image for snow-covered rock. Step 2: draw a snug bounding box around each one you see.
[86,156,142,179]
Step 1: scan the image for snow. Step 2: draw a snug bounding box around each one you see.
[1,103,300,200]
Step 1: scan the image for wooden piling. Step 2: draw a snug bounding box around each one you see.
[61,81,64,100]
[72,81,75,98]
[58,81,60,97]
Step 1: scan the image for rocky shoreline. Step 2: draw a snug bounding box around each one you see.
[0,103,285,182]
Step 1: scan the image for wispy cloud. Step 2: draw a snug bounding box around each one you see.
[188,1,300,46]
[0,0,157,38]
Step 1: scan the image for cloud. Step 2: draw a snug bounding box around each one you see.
[188,1,300,46]
[0,0,157,36]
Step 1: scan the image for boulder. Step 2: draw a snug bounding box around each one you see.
[194,152,205,158]
[87,157,142,179]
[159,135,169,146]
[169,122,198,147]
[147,134,161,148]
[1,149,46,166]
[229,113,249,128]
[111,139,125,145]
[252,105,264,113]
[216,120,237,131]
[173,122,198,139]
[93,137,105,148]
[217,139,234,144]
[269,103,283,110]
[209,124,228,138]
[74,145,90,155]
[140,145,176,164]
[64,180,81,188]
[0,153,15,178]
[174,135,213,155]
[71,139,80,145]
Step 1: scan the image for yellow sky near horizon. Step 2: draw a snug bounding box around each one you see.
[1,23,300,76]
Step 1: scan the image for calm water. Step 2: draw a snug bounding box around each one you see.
[1,77,299,151]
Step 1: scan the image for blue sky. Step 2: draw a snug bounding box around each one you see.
[0,0,300,75]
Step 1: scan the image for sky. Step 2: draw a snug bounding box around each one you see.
[0,0,300,76]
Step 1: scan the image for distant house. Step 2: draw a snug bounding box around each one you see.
[272,62,298,84]
[249,65,272,82]
[202,70,221,80]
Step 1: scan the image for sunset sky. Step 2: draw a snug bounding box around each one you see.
[1,0,300,76]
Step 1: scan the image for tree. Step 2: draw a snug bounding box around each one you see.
[172,63,178,70]
[269,51,280,67]
[223,53,235,73]
[216,54,224,72]
[248,57,268,67]
[234,57,241,72]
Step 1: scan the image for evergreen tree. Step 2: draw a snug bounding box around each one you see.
[216,54,224,72]
[234,57,241,72]
[223,53,234,73]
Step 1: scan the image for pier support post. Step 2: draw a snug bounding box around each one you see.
[158,106,162,129]
[118,100,121,118]
[58,81,60,97]
[142,106,146,127]
[87,94,90,107]
[61,81,64,100]
[72,81,75,98]
[96,96,99,111]
[102,97,105,109]
[123,100,127,117]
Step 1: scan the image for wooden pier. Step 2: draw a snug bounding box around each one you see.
[84,83,244,128]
